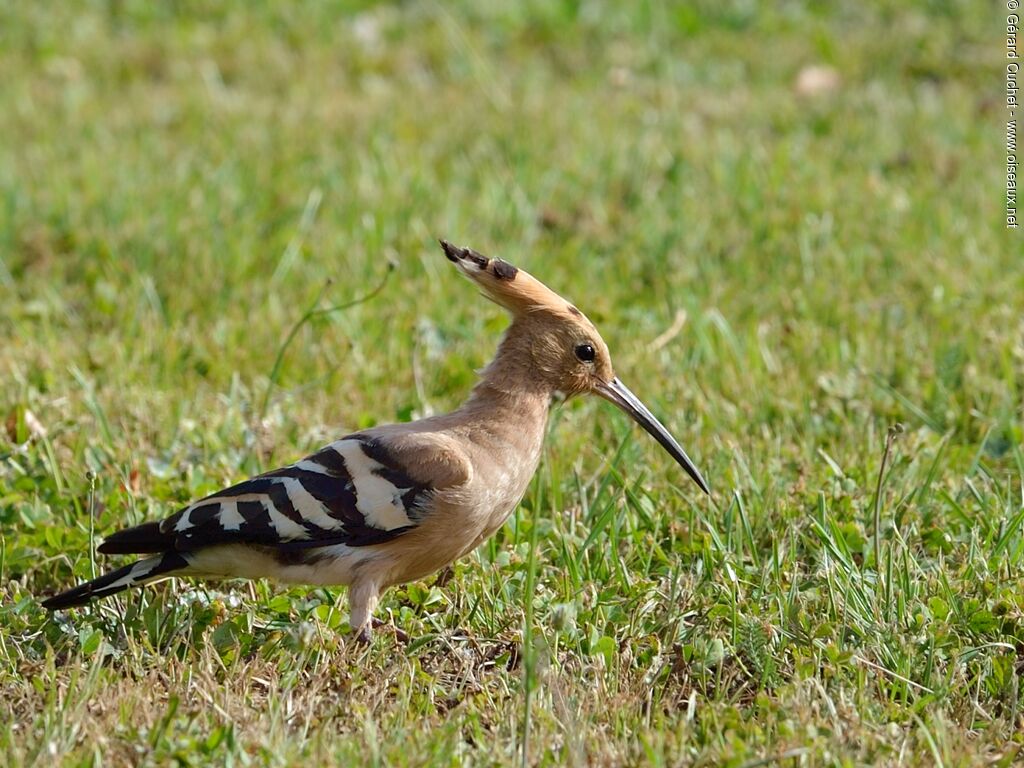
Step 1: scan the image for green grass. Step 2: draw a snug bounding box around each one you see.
[1,1,1020,765]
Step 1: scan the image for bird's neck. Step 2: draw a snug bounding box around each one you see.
[469,317,556,398]
[455,322,554,432]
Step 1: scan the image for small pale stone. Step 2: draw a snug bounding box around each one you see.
[795,65,841,97]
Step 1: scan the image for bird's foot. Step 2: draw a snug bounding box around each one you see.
[350,618,409,645]
[372,617,409,643]
[434,565,455,588]
[353,625,373,645]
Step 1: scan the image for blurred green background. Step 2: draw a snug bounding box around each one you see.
[1,1,1020,765]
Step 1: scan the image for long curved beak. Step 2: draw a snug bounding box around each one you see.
[595,378,710,495]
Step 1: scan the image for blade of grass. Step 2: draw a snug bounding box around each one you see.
[258,263,395,423]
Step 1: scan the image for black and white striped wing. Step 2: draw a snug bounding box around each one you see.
[159,437,432,550]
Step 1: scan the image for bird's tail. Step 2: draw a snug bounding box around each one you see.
[41,551,191,610]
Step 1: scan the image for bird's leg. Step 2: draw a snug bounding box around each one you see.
[349,581,379,645]
[435,565,455,588]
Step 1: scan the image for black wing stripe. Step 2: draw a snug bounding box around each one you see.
[306,447,349,475]
[356,438,432,522]
[257,466,361,530]
[187,503,222,528]
[401,486,424,515]
[263,481,306,528]
[239,500,271,530]
[158,438,434,550]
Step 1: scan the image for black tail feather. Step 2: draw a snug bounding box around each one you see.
[41,552,190,610]
[97,521,173,555]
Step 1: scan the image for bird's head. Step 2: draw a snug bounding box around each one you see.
[441,240,709,495]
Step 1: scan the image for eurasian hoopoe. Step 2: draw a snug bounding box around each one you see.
[42,241,709,640]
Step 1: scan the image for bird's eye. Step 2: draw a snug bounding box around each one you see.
[574,343,596,363]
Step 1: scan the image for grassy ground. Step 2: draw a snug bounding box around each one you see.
[1,1,1019,765]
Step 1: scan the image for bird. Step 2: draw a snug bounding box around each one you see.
[41,240,710,641]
